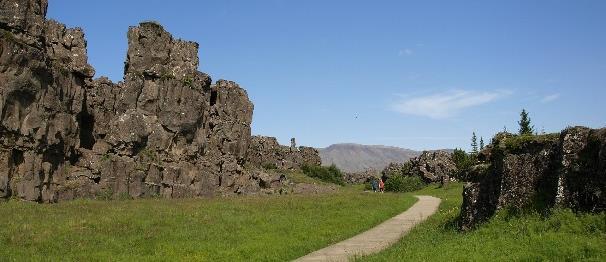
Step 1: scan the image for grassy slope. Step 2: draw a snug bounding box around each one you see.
[360,183,606,261]
[0,185,415,261]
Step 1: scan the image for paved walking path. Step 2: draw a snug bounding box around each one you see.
[294,195,441,262]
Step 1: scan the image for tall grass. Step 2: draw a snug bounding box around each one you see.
[359,183,606,261]
[384,175,425,193]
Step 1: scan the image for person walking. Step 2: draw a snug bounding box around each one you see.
[379,178,385,193]
[371,179,378,192]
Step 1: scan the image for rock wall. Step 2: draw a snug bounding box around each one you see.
[0,0,320,202]
[460,127,606,230]
[245,136,321,170]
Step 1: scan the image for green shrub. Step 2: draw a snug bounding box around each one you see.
[364,181,373,191]
[451,148,476,181]
[301,164,345,185]
[384,175,425,193]
[182,76,194,87]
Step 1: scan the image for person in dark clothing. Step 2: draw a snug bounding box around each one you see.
[371,179,378,192]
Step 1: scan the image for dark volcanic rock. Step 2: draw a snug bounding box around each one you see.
[382,162,408,177]
[245,136,321,170]
[410,151,457,183]
[460,127,606,230]
[0,0,320,202]
[557,127,606,212]
[381,150,457,183]
[343,169,380,184]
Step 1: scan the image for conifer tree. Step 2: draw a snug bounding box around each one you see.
[518,109,534,135]
[471,132,478,154]
[480,137,484,150]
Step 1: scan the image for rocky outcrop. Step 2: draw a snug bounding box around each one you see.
[381,150,457,183]
[409,151,457,183]
[460,127,606,230]
[245,136,321,170]
[0,0,320,202]
[343,169,379,184]
[382,162,409,177]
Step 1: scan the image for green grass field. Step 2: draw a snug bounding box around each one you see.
[0,186,415,261]
[2,181,604,261]
[359,183,606,261]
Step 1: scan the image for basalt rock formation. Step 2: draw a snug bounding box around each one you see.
[381,150,457,183]
[246,136,321,170]
[342,169,380,184]
[0,0,320,202]
[409,151,457,183]
[460,127,606,230]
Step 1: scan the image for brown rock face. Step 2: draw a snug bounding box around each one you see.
[343,169,379,184]
[409,151,457,183]
[381,150,457,183]
[0,0,319,202]
[460,127,606,230]
[245,136,321,170]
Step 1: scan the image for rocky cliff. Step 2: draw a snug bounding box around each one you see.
[460,127,606,230]
[0,0,320,202]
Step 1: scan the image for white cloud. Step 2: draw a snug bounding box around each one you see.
[392,90,510,119]
[398,49,413,56]
[541,93,560,103]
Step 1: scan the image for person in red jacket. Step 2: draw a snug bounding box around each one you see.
[379,178,385,193]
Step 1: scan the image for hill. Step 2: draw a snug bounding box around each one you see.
[318,144,422,173]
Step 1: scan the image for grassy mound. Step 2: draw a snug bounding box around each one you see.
[0,187,415,261]
[359,183,606,261]
[301,164,346,185]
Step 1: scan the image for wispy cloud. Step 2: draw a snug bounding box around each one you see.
[541,93,560,103]
[398,49,413,56]
[392,90,511,119]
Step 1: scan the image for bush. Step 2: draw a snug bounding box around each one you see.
[301,164,345,185]
[384,175,425,193]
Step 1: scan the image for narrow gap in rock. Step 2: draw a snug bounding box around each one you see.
[76,110,95,150]
[210,90,217,106]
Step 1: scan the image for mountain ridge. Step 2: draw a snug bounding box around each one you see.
[318,143,422,173]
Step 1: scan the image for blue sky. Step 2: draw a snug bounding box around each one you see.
[48,0,606,151]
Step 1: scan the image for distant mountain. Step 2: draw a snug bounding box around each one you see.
[318,143,422,173]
